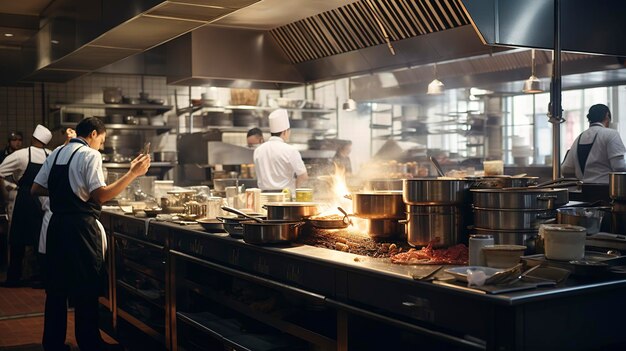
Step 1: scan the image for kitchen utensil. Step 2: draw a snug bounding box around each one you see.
[471,188,568,210]
[241,220,304,244]
[103,87,123,104]
[609,172,626,200]
[217,215,266,238]
[196,218,226,233]
[556,207,609,234]
[541,224,586,261]
[429,156,445,177]
[143,208,162,217]
[403,179,470,205]
[473,207,556,230]
[263,202,320,220]
[403,205,465,247]
[348,191,404,219]
[221,206,264,223]
[469,234,494,266]
[338,206,353,226]
[307,213,350,229]
[482,245,527,268]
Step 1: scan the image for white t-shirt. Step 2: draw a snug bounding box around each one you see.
[561,123,626,184]
[34,141,108,256]
[253,136,307,193]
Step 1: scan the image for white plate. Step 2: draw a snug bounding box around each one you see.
[444,266,505,282]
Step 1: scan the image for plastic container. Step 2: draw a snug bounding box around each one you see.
[482,244,527,268]
[469,234,494,266]
[483,160,504,176]
[541,224,586,261]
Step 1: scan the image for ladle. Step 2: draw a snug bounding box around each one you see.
[429,156,445,177]
[337,206,353,226]
[221,206,264,223]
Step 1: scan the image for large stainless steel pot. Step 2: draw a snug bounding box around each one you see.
[263,202,320,220]
[349,191,404,219]
[468,176,539,189]
[556,207,608,234]
[403,178,470,205]
[241,220,304,244]
[364,179,403,191]
[471,188,568,210]
[403,205,465,248]
[473,207,556,230]
[609,172,626,200]
[472,227,537,252]
[367,219,405,239]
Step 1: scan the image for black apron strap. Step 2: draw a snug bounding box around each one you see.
[577,132,599,174]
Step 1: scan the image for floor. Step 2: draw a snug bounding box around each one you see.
[0,265,119,350]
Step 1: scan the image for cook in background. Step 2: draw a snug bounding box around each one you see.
[0,125,52,287]
[561,104,626,183]
[38,128,76,263]
[0,131,23,165]
[254,109,308,194]
[246,127,265,148]
[32,117,150,351]
[332,140,353,175]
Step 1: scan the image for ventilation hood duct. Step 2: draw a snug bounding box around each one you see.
[20,0,261,83]
[460,0,626,56]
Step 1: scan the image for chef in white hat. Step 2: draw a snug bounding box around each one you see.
[0,124,52,287]
[253,109,308,194]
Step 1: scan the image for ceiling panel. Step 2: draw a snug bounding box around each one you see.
[167,0,260,9]
[90,15,204,49]
[148,2,233,22]
[46,46,141,71]
[0,0,52,16]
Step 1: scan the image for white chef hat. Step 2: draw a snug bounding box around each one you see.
[32,124,52,145]
[269,109,290,133]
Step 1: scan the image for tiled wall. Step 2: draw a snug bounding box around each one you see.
[0,86,43,148]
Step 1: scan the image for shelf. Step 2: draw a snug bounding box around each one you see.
[117,280,164,309]
[52,103,172,111]
[178,105,335,115]
[370,124,392,129]
[180,279,336,349]
[103,162,175,169]
[59,122,173,132]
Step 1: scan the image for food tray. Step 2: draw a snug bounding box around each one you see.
[521,252,626,277]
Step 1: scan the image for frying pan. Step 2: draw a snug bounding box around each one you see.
[307,207,352,229]
[196,218,226,233]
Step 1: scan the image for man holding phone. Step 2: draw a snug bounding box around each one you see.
[32,117,150,351]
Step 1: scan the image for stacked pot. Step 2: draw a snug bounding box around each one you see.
[402,179,471,248]
[350,191,405,239]
[470,188,569,252]
[609,172,626,234]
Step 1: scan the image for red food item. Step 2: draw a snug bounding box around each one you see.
[390,243,468,265]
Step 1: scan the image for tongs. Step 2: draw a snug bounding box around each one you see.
[502,178,582,191]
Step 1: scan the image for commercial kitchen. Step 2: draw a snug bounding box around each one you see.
[2,0,626,350]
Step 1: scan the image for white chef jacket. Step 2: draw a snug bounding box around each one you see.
[34,140,108,256]
[561,123,626,184]
[0,146,51,183]
[253,136,307,193]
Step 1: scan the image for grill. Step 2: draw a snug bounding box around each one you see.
[271,0,470,63]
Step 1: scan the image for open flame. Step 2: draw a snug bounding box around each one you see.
[314,164,369,235]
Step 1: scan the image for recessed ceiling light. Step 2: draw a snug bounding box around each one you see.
[4,33,14,37]
[51,40,59,44]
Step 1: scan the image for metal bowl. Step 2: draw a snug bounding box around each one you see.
[196,218,226,233]
[556,207,608,234]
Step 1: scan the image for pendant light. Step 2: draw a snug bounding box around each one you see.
[427,63,444,95]
[342,77,356,111]
[523,49,543,93]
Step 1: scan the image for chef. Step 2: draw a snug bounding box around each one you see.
[246,127,265,148]
[32,117,149,351]
[253,109,308,194]
[561,104,626,183]
[0,124,52,287]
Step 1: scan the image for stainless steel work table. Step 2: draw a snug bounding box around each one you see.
[101,210,626,351]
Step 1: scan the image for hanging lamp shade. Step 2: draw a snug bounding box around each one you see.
[343,78,357,111]
[523,49,544,93]
[427,78,444,95]
[426,63,444,95]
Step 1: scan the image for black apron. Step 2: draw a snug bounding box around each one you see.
[577,131,599,175]
[45,141,104,296]
[9,147,48,246]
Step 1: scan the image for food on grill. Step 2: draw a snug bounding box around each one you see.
[310,214,343,220]
[299,228,410,258]
[390,243,468,265]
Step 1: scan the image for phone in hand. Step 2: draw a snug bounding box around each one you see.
[141,142,151,155]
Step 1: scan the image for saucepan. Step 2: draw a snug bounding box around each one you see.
[307,207,352,229]
[222,206,303,244]
[217,207,266,238]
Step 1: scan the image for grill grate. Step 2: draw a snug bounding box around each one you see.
[271,0,470,63]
